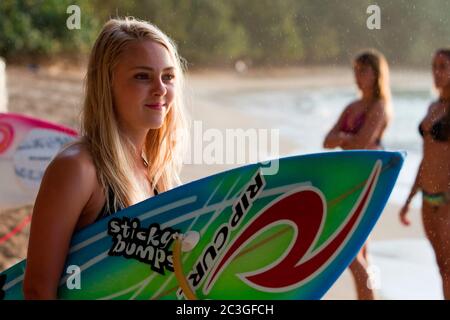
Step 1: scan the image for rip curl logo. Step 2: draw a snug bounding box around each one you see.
[204,161,382,294]
[108,217,178,275]
[178,170,265,298]
[0,274,6,300]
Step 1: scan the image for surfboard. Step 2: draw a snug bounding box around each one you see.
[0,113,77,211]
[0,150,404,300]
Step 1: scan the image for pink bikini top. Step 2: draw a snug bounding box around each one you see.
[340,111,366,135]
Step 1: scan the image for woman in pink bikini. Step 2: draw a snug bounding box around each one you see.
[324,50,393,299]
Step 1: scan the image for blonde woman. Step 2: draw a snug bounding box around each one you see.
[400,49,450,299]
[23,17,189,299]
[324,50,392,300]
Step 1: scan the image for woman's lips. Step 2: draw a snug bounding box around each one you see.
[145,103,165,111]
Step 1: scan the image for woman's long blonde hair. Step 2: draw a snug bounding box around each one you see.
[81,17,189,212]
[354,49,393,118]
[354,49,391,103]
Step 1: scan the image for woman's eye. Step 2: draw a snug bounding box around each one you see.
[162,74,175,81]
[135,73,150,80]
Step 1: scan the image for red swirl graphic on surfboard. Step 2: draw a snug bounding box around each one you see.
[204,160,381,293]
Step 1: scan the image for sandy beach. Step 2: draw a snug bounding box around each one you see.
[0,65,433,299]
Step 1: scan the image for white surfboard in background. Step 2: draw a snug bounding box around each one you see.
[0,113,77,211]
[0,57,7,113]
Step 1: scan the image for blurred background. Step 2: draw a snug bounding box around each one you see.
[1,0,449,299]
[1,0,450,67]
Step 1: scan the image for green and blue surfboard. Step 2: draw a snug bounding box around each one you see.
[0,150,404,300]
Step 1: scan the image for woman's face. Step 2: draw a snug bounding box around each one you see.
[432,53,450,90]
[112,40,176,132]
[354,62,376,93]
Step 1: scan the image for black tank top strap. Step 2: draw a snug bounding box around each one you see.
[95,188,119,222]
[95,186,160,222]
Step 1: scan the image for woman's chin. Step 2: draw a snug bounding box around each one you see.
[145,119,165,130]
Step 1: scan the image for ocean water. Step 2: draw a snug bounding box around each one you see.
[195,78,443,299]
[219,85,435,208]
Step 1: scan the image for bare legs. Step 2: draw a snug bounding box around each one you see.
[422,201,450,299]
[349,244,375,300]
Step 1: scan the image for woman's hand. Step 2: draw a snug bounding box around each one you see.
[323,132,351,149]
[338,132,354,149]
[399,203,411,226]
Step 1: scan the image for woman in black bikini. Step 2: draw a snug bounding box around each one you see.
[23,17,189,299]
[400,49,450,300]
[324,50,392,300]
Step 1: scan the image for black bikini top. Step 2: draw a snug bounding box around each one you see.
[419,101,450,142]
[95,187,159,222]
[419,117,450,142]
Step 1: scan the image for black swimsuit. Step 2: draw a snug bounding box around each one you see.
[418,120,450,141]
[419,102,450,142]
[95,188,159,222]
[417,105,450,208]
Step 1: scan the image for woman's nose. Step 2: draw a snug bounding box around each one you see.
[152,78,167,96]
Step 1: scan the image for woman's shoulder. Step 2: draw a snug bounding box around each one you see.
[33,140,101,223]
[339,101,359,117]
[370,99,391,116]
[346,100,360,110]
[428,101,441,113]
[45,140,98,187]
[420,101,440,123]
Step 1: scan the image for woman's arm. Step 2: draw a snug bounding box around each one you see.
[323,105,352,149]
[399,160,423,226]
[405,161,423,205]
[23,149,96,299]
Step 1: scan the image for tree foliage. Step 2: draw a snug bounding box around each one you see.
[1,0,449,67]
